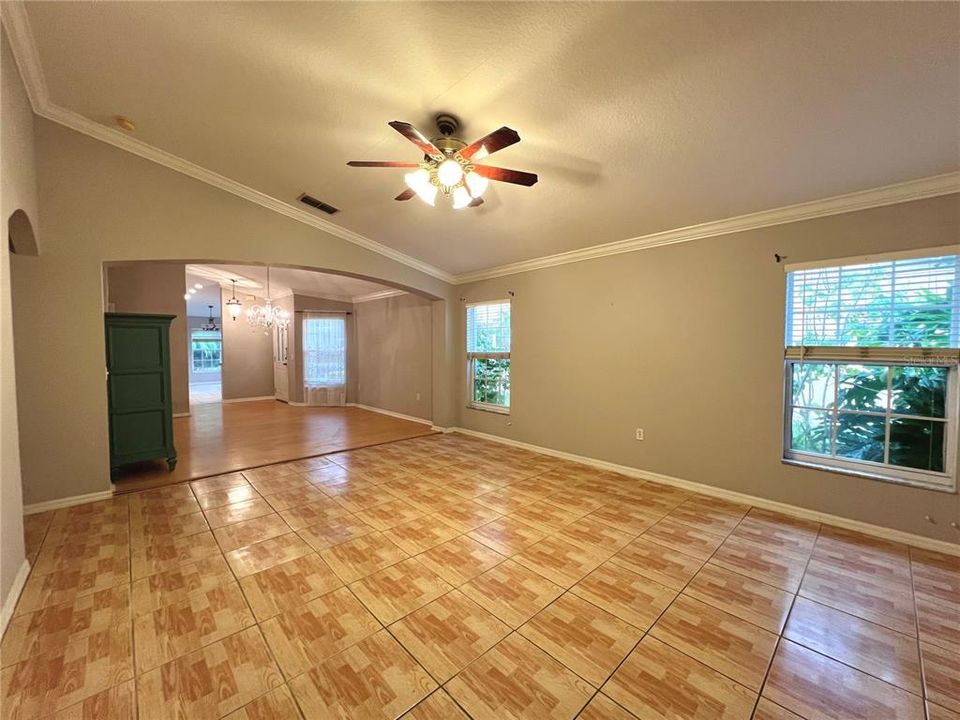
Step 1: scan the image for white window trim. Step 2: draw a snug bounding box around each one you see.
[466,299,511,414]
[782,245,958,273]
[782,361,958,493]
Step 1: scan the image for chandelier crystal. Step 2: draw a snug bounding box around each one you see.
[245,267,290,333]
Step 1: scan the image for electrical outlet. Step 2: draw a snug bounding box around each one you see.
[635,428,644,441]
[415,392,421,401]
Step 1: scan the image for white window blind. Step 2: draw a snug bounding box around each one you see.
[467,301,511,356]
[785,252,960,362]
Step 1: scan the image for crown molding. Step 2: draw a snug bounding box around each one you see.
[352,288,408,303]
[453,172,960,284]
[5,2,957,289]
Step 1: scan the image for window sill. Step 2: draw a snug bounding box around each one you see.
[782,457,956,494]
[467,402,510,416]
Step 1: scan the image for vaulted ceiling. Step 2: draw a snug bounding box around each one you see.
[17,2,960,275]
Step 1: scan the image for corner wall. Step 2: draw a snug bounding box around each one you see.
[456,194,960,543]
[1,27,37,611]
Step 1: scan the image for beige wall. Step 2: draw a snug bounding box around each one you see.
[105,263,190,414]
[356,294,433,421]
[9,119,456,506]
[221,289,275,401]
[1,28,36,609]
[457,194,960,543]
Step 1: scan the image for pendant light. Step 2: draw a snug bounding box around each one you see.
[201,305,220,332]
[224,279,243,321]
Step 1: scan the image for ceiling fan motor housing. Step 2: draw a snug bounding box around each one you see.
[435,113,460,137]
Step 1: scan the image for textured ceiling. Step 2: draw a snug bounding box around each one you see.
[24,2,960,274]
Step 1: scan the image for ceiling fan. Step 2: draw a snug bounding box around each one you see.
[347,114,538,209]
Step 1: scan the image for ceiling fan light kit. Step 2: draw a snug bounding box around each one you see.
[348,114,538,210]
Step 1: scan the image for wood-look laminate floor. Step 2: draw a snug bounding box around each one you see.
[8,432,958,720]
[112,403,436,493]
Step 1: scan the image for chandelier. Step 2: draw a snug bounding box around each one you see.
[201,305,220,332]
[245,266,290,332]
[224,279,243,321]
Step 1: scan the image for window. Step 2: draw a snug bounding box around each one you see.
[466,300,511,412]
[783,250,959,491]
[303,316,346,386]
[191,331,222,373]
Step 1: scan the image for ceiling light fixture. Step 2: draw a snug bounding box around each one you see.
[224,279,243,321]
[201,305,220,332]
[183,293,191,301]
[245,266,290,333]
[349,114,538,210]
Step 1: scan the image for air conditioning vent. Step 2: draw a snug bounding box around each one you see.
[298,193,339,215]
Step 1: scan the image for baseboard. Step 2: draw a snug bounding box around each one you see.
[348,403,433,426]
[450,427,960,556]
[221,395,277,404]
[23,489,115,515]
[172,412,191,418]
[1,559,31,638]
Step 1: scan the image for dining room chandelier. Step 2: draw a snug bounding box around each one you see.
[245,266,290,332]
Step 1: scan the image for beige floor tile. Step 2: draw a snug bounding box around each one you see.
[194,484,261,511]
[446,633,593,720]
[332,485,391,513]
[514,536,608,587]
[922,641,960,713]
[911,547,960,608]
[752,697,805,719]
[31,531,130,577]
[297,513,376,551]
[133,582,255,673]
[222,685,301,720]
[519,593,643,686]
[391,589,510,683]
[247,475,316,497]
[729,516,817,557]
[131,530,221,580]
[603,636,756,720]
[468,516,547,556]
[916,592,960,653]
[130,494,202,520]
[587,503,661,535]
[431,500,502,533]
[711,536,808,593]
[462,559,564,628]
[354,498,425,531]
[442,476,504,500]
[383,516,461,555]
[189,472,250,496]
[509,500,585,533]
[137,626,283,720]
[608,537,704,590]
[417,535,507,586]
[41,516,128,548]
[650,595,778,691]
[130,554,235,616]
[213,513,293,552]
[349,557,453,624]
[239,552,342,621]
[263,485,331,512]
[554,517,635,554]
[579,693,641,719]
[1,585,130,668]
[319,531,408,583]
[243,464,303,484]
[130,512,210,546]
[667,497,748,535]
[685,562,795,633]
[764,639,924,720]
[204,498,274,529]
[225,533,313,578]
[0,627,134,719]
[15,557,130,615]
[260,586,380,678]
[278,500,343,531]
[928,702,960,720]
[642,517,727,561]
[289,629,436,720]
[37,680,137,720]
[570,561,677,631]
[401,689,471,719]
[783,596,922,694]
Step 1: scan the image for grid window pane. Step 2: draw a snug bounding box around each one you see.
[891,366,947,418]
[835,413,886,463]
[790,408,831,454]
[889,418,946,472]
[836,365,888,413]
[472,358,510,407]
[791,363,835,408]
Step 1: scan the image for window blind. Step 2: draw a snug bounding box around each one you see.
[785,252,960,362]
[467,301,511,355]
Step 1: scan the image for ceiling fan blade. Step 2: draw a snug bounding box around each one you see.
[473,164,538,187]
[395,188,416,201]
[347,161,421,168]
[468,197,484,207]
[460,126,521,161]
[388,121,445,160]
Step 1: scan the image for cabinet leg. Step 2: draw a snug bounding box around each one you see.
[167,457,178,472]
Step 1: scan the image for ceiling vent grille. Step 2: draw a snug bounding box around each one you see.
[298,193,340,215]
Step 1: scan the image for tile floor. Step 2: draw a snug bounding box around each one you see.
[4,432,958,720]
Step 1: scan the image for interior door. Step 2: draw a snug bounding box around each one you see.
[274,324,289,401]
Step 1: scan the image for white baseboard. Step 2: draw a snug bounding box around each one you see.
[23,489,115,515]
[348,403,433,426]
[1,559,31,638]
[221,395,277,404]
[450,427,960,556]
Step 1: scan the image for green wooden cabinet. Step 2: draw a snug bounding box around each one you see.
[105,313,177,479]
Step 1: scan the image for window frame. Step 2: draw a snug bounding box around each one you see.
[465,299,511,415]
[782,360,958,492]
[781,248,959,492]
